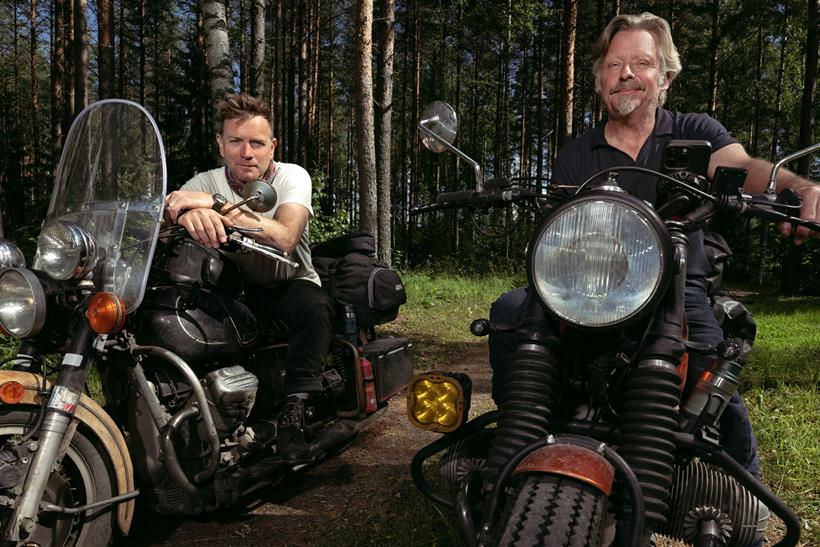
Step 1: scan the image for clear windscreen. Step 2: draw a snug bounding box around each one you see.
[41,100,166,312]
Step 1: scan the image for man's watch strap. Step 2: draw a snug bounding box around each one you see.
[212,193,228,213]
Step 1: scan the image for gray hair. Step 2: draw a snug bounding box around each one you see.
[592,12,682,107]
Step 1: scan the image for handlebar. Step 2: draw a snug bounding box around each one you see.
[718,193,820,233]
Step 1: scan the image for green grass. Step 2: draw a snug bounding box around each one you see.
[380,271,524,369]
[746,384,820,541]
[741,295,820,387]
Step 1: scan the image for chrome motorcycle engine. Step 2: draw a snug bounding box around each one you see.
[203,366,259,438]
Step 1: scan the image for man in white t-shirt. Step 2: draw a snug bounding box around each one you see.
[163,93,331,461]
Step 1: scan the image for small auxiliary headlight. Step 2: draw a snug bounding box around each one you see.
[86,292,126,334]
[407,372,472,433]
[35,220,98,281]
[0,240,25,268]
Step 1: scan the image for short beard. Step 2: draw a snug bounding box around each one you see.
[612,95,642,117]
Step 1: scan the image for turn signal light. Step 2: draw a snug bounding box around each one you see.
[406,372,471,433]
[86,292,126,334]
[0,381,26,404]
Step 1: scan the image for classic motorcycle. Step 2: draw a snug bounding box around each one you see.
[0,99,412,546]
[406,101,819,546]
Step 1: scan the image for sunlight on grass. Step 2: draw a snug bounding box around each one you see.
[743,295,820,386]
[383,272,524,369]
[746,384,820,543]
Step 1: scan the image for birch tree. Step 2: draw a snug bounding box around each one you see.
[203,0,234,111]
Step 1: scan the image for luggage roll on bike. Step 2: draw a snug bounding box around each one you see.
[405,101,817,547]
[0,99,413,546]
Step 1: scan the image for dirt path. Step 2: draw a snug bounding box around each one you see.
[117,344,494,546]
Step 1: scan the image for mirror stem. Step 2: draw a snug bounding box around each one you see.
[418,121,484,191]
[221,195,260,216]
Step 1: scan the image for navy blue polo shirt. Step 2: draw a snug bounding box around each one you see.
[553,108,738,281]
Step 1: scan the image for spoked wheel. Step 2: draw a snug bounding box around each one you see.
[494,473,608,547]
[0,409,116,547]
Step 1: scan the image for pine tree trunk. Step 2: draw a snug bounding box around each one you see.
[375,0,394,264]
[324,0,335,216]
[355,0,378,236]
[250,0,265,95]
[707,0,719,117]
[30,0,40,193]
[98,0,114,99]
[203,0,234,113]
[73,0,87,113]
[138,0,146,105]
[51,0,65,164]
[272,0,284,159]
[557,0,576,148]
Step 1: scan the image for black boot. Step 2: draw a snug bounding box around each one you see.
[276,396,311,462]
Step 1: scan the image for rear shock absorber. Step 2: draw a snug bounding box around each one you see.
[484,298,561,484]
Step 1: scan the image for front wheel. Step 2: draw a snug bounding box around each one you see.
[0,409,116,547]
[494,473,608,547]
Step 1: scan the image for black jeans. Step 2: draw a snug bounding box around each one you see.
[248,279,334,394]
[488,284,760,478]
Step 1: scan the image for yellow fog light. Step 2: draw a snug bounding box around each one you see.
[406,372,471,433]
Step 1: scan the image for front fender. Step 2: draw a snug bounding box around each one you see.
[513,443,615,496]
[0,370,135,535]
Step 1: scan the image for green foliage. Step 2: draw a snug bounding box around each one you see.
[309,170,351,244]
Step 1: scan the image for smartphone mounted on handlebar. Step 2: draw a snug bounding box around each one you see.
[661,140,711,180]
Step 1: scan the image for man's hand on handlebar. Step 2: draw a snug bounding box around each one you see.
[177,208,235,248]
[780,184,820,245]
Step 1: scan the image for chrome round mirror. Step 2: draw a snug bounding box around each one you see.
[242,179,278,213]
[419,101,458,153]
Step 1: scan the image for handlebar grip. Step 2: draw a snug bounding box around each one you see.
[436,190,480,203]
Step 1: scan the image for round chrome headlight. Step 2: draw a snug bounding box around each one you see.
[34,220,98,281]
[0,269,46,338]
[0,240,25,268]
[528,192,671,329]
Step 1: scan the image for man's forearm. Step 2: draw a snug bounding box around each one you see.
[741,156,814,194]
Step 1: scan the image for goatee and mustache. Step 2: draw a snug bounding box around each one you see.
[610,80,647,116]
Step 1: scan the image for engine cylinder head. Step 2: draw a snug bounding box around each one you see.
[659,458,768,547]
[204,366,259,438]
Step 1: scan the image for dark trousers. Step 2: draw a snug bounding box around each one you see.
[488,285,760,478]
[249,279,334,394]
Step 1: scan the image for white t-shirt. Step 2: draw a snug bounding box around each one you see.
[180,163,320,287]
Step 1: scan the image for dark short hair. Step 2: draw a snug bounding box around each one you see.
[216,93,272,136]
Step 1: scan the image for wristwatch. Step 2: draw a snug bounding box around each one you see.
[211,193,228,213]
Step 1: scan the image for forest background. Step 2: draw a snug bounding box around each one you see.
[0,0,818,293]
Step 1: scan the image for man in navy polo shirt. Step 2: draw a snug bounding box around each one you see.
[489,12,820,488]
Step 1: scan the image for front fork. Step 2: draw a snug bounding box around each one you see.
[4,322,99,542]
[615,224,688,536]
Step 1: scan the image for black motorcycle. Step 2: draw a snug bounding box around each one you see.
[405,101,819,547]
[0,99,412,546]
